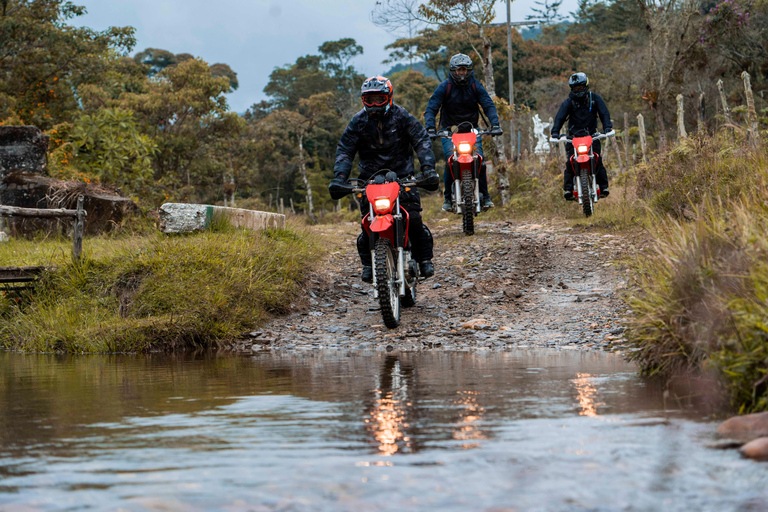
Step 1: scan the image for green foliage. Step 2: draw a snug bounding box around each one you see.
[0,226,322,353]
[624,138,768,412]
[55,108,156,194]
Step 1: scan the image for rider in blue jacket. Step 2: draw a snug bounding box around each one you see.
[424,54,502,211]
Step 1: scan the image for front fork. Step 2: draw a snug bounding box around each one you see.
[452,163,481,214]
[574,159,599,205]
[370,197,406,299]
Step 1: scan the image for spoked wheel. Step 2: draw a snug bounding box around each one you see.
[580,168,593,218]
[375,238,400,328]
[461,179,475,236]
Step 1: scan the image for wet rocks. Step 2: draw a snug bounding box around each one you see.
[718,412,768,442]
[739,437,768,461]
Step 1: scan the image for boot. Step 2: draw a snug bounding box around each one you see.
[361,266,373,283]
[419,260,434,278]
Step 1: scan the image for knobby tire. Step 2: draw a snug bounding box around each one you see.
[375,238,400,328]
[462,179,475,236]
[580,168,593,218]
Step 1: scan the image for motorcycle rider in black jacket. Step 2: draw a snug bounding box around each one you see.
[329,76,440,283]
[551,73,612,200]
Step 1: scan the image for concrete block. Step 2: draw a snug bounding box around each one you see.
[158,203,285,234]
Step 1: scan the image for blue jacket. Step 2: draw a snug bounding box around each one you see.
[551,92,613,138]
[333,104,436,181]
[423,72,500,130]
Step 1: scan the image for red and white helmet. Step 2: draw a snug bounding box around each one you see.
[361,76,393,116]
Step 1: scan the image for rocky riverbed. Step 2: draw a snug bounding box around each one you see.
[238,219,637,353]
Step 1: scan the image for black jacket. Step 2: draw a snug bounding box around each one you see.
[333,104,435,181]
[423,72,500,130]
[551,92,612,138]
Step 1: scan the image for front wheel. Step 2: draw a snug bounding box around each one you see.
[580,168,593,218]
[375,238,400,328]
[461,179,475,236]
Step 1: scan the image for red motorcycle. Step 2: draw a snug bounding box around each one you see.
[550,129,615,217]
[432,122,496,236]
[336,170,429,328]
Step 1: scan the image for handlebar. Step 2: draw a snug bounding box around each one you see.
[332,176,421,197]
[429,128,503,140]
[549,129,616,144]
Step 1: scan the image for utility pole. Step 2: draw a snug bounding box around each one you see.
[490,12,544,157]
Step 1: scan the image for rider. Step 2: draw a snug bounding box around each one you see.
[424,53,502,211]
[550,72,612,200]
[329,76,440,283]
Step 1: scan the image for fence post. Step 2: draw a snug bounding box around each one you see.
[637,114,648,163]
[676,94,687,140]
[73,194,84,262]
[289,198,296,214]
[611,134,624,173]
[742,71,759,144]
[717,79,732,127]
[698,93,706,134]
[623,112,630,166]
[280,197,285,215]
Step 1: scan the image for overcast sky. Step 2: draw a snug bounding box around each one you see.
[74,0,580,113]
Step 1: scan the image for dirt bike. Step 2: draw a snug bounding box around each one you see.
[334,170,430,329]
[431,122,499,236]
[550,129,615,218]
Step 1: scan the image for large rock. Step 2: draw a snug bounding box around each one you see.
[0,172,138,236]
[717,411,768,442]
[158,203,285,233]
[0,126,49,179]
[739,437,768,461]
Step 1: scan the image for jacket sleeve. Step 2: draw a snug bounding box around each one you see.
[475,80,500,126]
[333,118,360,181]
[405,113,436,172]
[423,81,446,131]
[551,99,570,137]
[596,95,613,132]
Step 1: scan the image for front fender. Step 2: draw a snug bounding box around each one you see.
[370,214,394,233]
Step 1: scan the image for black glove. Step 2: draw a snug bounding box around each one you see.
[426,127,436,138]
[490,125,503,135]
[418,167,440,192]
[328,177,351,200]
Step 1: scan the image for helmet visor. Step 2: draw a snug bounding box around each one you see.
[362,94,389,107]
[571,84,587,94]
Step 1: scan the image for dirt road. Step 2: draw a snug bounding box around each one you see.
[241,219,634,352]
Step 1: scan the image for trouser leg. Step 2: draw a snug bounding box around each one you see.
[357,227,371,267]
[475,135,490,199]
[406,208,433,262]
[564,147,575,191]
[441,137,454,201]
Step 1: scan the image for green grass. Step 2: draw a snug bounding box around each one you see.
[0,222,322,353]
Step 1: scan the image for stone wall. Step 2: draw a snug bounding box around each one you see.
[0,126,49,179]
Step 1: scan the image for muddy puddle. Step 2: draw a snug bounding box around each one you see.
[0,350,766,511]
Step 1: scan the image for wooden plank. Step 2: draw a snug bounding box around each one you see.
[0,266,47,283]
[0,205,79,218]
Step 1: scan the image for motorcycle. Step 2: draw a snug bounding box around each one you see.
[431,122,498,236]
[334,170,429,329]
[550,129,615,218]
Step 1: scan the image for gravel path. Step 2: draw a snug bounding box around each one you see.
[238,219,634,353]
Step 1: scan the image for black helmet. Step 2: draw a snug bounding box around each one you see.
[361,76,393,117]
[568,72,589,99]
[449,53,473,87]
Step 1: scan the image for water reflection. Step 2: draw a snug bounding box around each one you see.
[0,350,761,512]
[572,373,605,417]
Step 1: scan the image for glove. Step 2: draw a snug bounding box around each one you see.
[328,177,351,200]
[426,127,436,138]
[419,167,440,192]
[490,125,503,135]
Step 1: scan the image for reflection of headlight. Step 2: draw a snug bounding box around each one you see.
[458,143,472,154]
[577,144,589,155]
[374,198,391,214]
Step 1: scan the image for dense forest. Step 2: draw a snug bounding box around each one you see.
[1,0,766,215]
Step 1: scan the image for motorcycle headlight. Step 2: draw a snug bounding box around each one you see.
[577,144,589,155]
[458,142,472,154]
[373,197,391,214]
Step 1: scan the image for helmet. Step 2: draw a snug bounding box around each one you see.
[449,53,473,87]
[361,76,393,117]
[568,72,589,99]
